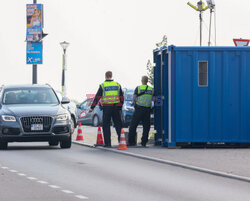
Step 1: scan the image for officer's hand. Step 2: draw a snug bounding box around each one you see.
[88,108,93,113]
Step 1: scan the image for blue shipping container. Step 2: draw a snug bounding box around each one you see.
[154,46,250,147]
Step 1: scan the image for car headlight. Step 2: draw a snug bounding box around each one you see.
[2,115,16,122]
[124,106,134,111]
[56,114,69,121]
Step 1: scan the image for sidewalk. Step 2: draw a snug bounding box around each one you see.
[73,126,250,180]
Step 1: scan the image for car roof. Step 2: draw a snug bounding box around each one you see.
[2,84,52,90]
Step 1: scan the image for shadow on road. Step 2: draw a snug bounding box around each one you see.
[4,145,61,151]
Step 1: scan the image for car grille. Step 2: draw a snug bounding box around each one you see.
[20,116,52,133]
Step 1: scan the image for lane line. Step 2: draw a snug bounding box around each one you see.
[9,169,18,173]
[27,177,37,180]
[62,190,74,194]
[1,165,90,199]
[37,180,48,184]
[49,185,61,189]
[75,195,89,200]
[1,167,9,169]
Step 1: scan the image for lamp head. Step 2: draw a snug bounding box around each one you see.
[206,0,215,9]
[60,41,70,51]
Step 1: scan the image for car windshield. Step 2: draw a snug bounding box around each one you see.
[125,90,134,101]
[2,88,59,105]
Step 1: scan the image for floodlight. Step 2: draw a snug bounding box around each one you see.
[197,1,203,11]
[206,0,215,9]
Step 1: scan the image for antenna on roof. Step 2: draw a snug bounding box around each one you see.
[187,1,209,46]
[206,0,216,46]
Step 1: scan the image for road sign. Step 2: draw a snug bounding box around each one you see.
[233,39,249,47]
[26,42,43,64]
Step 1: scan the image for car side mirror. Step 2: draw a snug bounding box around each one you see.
[61,97,70,104]
[76,104,80,109]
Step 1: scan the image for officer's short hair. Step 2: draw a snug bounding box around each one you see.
[105,71,112,78]
[142,76,148,84]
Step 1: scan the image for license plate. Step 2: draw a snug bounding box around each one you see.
[31,124,43,131]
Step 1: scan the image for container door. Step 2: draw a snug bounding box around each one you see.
[161,49,169,146]
[153,50,163,145]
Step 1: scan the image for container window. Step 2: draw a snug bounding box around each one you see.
[198,61,208,86]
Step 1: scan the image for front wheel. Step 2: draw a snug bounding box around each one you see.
[92,115,100,127]
[70,117,75,134]
[0,141,8,150]
[60,135,72,149]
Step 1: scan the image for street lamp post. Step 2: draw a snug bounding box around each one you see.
[33,0,37,84]
[60,41,70,97]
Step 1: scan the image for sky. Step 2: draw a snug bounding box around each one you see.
[0,0,249,102]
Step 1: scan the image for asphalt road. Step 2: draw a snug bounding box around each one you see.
[0,142,250,201]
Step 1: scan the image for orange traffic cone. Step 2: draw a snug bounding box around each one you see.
[76,122,84,141]
[96,126,104,146]
[118,128,128,150]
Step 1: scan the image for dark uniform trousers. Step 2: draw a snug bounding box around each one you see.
[102,106,122,146]
[129,105,151,146]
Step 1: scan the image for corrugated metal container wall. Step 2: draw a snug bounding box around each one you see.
[154,46,250,147]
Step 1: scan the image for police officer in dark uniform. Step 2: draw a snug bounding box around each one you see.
[89,71,124,147]
[128,76,153,147]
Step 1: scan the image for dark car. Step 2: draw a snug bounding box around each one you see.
[0,84,73,150]
[122,88,154,127]
[122,89,135,127]
[77,98,103,127]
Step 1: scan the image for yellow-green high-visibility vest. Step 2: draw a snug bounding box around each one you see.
[136,85,153,107]
[101,81,121,105]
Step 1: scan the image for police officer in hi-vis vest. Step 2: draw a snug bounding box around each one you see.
[128,76,153,147]
[89,71,124,147]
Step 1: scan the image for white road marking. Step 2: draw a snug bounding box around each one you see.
[37,180,48,184]
[1,167,8,169]
[75,195,89,199]
[62,190,74,194]
[49,185,60,189]
[9,169,18,173]
[27,177,37,180]
[1,167,90,200]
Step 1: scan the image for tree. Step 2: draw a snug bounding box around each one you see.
[147,35,168,87]
[146,60,154,86]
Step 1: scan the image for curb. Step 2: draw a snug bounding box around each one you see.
[72,141,95,148]
[72,141,250,183]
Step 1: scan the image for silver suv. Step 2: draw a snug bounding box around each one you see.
[0,84,73,150]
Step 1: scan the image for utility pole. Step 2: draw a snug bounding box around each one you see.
[206,0,216,46]
[26,0,47,84]
[187,1,208,46]
[33,0,37,84]
[199,9,202,46]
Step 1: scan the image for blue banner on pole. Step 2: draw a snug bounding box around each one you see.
[26,42,43,64]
